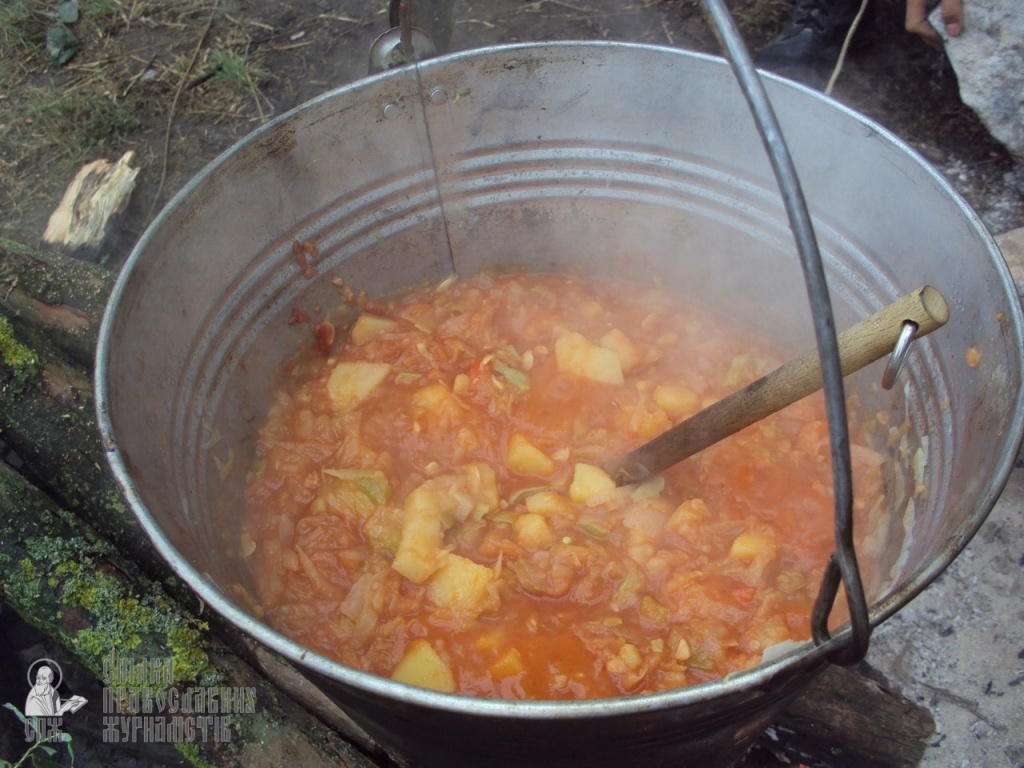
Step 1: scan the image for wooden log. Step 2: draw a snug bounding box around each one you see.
[0,459,385,768]
[0,304,154,571]
[40,151,139,266]
[0,236,114,369]
[743,665,935,768]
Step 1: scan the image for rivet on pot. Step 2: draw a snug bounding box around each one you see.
[381,102,400,120]
[427,86,448,104]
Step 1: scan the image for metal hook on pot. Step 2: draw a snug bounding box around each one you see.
[882,320,919,389]
[369,0,439,74]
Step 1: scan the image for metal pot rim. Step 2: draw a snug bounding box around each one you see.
[95,39,1024,718]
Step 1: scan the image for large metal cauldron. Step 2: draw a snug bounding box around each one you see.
[96,42,1024,767]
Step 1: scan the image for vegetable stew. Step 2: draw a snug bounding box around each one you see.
[243,270,884,699]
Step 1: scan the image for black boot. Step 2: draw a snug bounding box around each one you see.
[755,0,870,85]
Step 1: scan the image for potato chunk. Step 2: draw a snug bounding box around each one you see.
[411,381,465,426]
[391,484,447,584]
[391,639,456,693]
[411,381,454,411]
[600,328,640,372]
[349,313,397,345]
[506,433,557,477]
[327,362,391,411]
[555,331,624,385]
[426,554,497,618]
[569,463,617,504]
[524,491,574,516]
[653,383,700,417]
[391,463,500,584]
[514,512,555,549]
[489,648,524,680]
[730,531,778,560]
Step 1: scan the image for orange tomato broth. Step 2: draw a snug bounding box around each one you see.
[242,269,883,700]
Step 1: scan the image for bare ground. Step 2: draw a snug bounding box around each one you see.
[0,0,1021,271]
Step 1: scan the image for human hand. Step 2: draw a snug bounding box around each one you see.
[906,0,963,48]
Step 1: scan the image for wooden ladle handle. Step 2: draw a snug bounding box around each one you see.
[609,286,950,486]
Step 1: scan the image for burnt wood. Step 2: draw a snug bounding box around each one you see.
[743,665,935,767]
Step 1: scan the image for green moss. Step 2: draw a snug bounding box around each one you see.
[104,489,129,517]
[77,625,141,657]
[7,558,43,604]
[14,535,223,688]
[167,623,214,685]
[81,0,120,16]
[176,741,219,768]
[0,315,39,384]
[18,558,37,581]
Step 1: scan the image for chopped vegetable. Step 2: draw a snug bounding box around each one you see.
[513,512,555,549]
[578,519,610,538]
[391,639,457,692]
[569,463,616,504]
[639,596,671,625]
[363,505,404,554]
[391,483,448,584]
[350,313,398,344]
[493,360,531,393]
[426,554,498,618]
[653,383,700,417]
[327,361,390,411]
[318,468,391,518]
[599,328,640,372]
[729,531,778,561]
[506,433,557,477]
[631,476,665,501]
[523,491,573,516]
[555,331,624,385]
[412,381,460,416]
[674,637,692,662]
[489,648,524,679]
[392,464,499,584]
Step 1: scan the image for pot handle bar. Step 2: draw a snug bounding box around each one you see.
[609,286,949,486]
[698,0,916,667]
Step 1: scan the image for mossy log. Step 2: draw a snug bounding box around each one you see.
[0,239,133,558]
[0,236,114,369]
[0,300,154,574]
[0,459,385,768]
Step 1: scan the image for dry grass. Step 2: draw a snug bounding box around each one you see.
[0,0,788,250]
[0,0,275,245]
